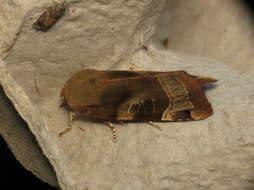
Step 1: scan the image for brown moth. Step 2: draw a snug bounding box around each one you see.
[33,1,66,32]
[60,69,217,140]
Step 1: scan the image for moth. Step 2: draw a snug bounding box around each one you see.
[33,1,66,32]
[60,69,217,141]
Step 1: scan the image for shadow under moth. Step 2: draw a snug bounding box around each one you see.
[33,1,66,32]
[60,69,217,142]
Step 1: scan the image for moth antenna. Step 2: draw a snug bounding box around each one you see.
[105,122,117,143]
[147,121,162,130]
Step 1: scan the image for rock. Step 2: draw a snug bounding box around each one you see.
[1,0,254,189]
[2,39,254,189]
[0,0,63,186]
[0,0,168,189]
[152,0,254,76]
[0,86,58,187]
[0,0,45,57]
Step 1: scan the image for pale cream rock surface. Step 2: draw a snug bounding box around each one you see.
[0,0,166,189]
[0,0,49,57]
[1,0,254,190]
[0,86,58,187]
[2,44,254,190]
[153,0,254,76]
[0,0,59,187]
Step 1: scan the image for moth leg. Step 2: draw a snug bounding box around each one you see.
[68,111,76,126]
[58,111,77,137]
[147,121,162,130]
[60,96,65,107]
[58,126,72,137]
[105,122,117,143]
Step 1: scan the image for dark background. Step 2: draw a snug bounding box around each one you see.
[0,0,253,189]
[0,135,57,189]
[244,0,254,16]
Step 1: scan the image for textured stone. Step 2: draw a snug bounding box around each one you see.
[2,43,254,189]
[153,0,254,76]
[0,86,58,187]
[1,0,254,190]
[0,0,166,189]
[0,0,45,57]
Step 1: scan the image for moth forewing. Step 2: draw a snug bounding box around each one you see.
[60,69,216,122]
[59,69,217,141]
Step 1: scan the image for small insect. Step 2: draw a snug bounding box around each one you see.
[33,1,67,32]
[162,38,169,49]
[60,69,217,142]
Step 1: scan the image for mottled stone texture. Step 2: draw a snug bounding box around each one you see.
[1,0,254,190]
[0,86,58,187]
[0,0,166,189]
[153,0,254,76]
